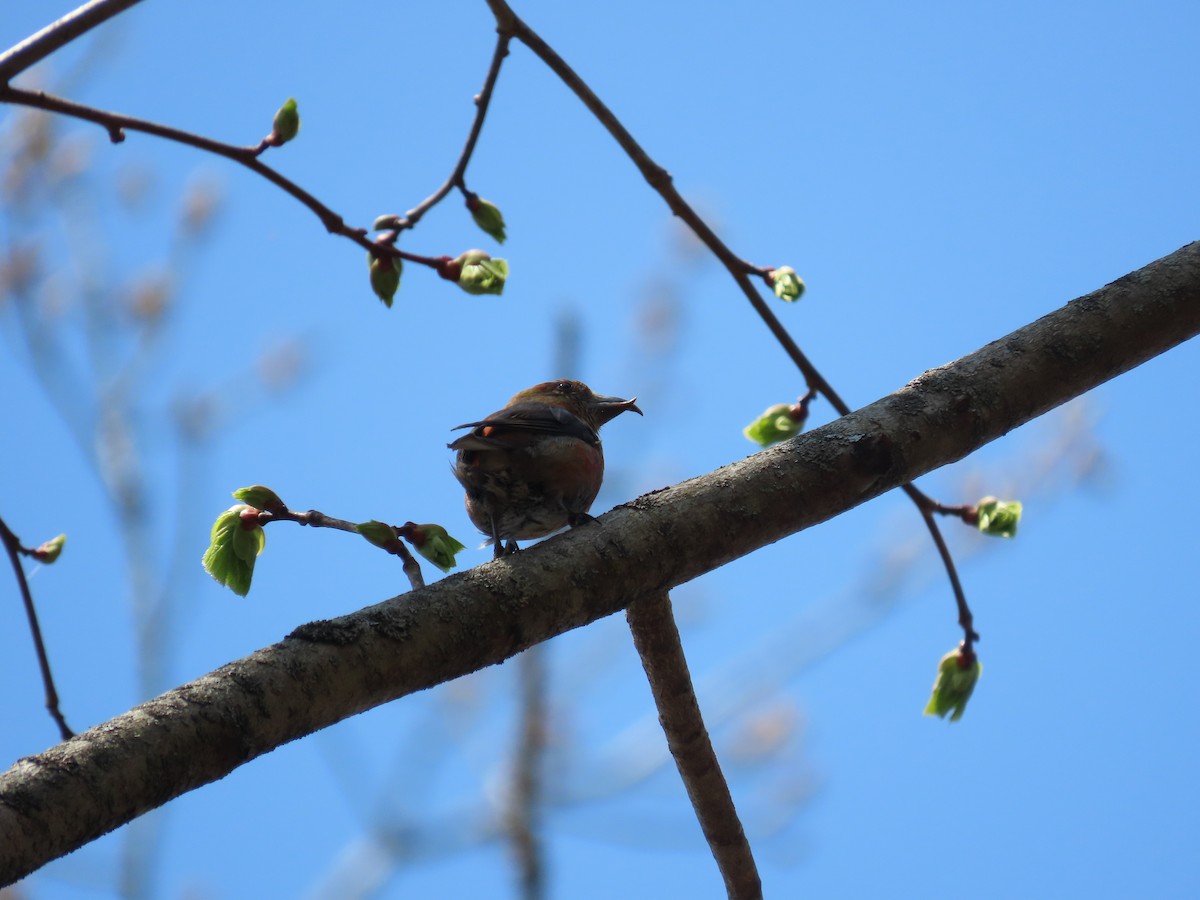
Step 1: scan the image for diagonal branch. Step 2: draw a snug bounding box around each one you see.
[486,0,979,650]
[0,0,144,83]
[2,242,1196,886]
[484,0,841,408]
[0,84,378,252]
[0,24,513,266]
[626,593,761,899]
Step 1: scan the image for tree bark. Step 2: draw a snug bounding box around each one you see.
[2,242,1198,886]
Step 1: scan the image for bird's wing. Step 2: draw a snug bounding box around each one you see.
[448,402,599,451]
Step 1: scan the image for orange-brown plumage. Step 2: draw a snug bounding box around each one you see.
[449,380,641,556]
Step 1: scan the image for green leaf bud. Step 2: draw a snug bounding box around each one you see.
[454,250,508,296]
[368,252,402,307]
[357,520,397,549]
[976,497,1022,538]
[271,98,300,145]
[743,403,803,447]
[372,214,404,232]
[34,533,66,564]
[771,266,805,303]
[467,195,507,244]
[233,485,286,513]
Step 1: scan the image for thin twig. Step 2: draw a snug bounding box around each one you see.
[489,0,975,636]
[0,516,74,741]
[485,0,843,408]
[0,0,144,83]
[0,85,384,253]
[0,25,512,268]
[908,492,980,651]
[626,593,762,900]
[394,30,513,232]
[258,508,425,591]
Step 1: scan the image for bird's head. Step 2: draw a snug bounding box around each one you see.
[509,380,642,430]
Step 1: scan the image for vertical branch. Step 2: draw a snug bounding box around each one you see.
[626,593,762,900]
[508,645,548,900]
[502,309,582,898]
[0,516,74,741]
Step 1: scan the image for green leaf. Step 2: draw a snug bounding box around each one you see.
[406,523,467,573]
[202,504,263,596]
[924,647,982,722]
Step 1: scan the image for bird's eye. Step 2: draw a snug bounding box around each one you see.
[556,381,573,393]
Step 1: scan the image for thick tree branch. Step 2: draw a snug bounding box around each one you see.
[1,243,1198,885]
[626,593,761,899]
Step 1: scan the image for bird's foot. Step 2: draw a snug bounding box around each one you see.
[493,538,521,559]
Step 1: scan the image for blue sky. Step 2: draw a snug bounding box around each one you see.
[2,1,1198,897]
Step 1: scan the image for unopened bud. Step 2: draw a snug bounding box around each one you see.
[368,252,402,307]
[467,195,507,244]
[270,98,300,146]
[233,485,286,514]
[357,520,397,549]
[373,214,403,232]
[34,533,66,564]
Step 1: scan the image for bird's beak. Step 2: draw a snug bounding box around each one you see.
[592,395,643,425]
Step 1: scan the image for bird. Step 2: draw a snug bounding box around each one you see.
[449,379,642,557]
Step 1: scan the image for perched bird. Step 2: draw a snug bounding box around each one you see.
[450,380,642,556]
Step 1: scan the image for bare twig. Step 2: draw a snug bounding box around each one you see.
[0,516,74,741]
[911,495,978,651]
[626,593,761,900]
[393,30,513,232]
